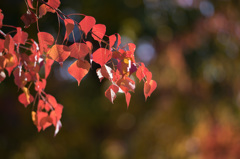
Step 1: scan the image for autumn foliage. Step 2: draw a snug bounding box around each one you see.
[0,0,156,135]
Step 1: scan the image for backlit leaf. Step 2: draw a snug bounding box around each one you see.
[105,84,119,103]
[64,19,75,41]
[69,43,89,59]
[79,16,96,37]
[92,48,112,66]
[68,60,90,86]
[92,24,106,42]
[48,44,70,64]
[144,80,157,101]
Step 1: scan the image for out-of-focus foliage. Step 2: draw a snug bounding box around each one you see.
[1,0,240,158]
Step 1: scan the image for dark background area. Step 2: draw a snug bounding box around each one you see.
[1,0,240,158]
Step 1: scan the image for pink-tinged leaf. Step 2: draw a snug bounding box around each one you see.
[105,84,119,103]
[18,92,34,107]
[0,9,4,28]
[38,32,54,54]
[46,0,61,13]
[117,77,135,93]
[48,44,70,64]
[91,24,106,42]
[13,27,28,45]
[69,43,89,59]
[125,92,131,108]
[68,60,90,86]
[64,19,75,41]
[92,48,112,66]
[144,80,157,100]
[27,0,34,9]
[96,64,113,82]
[54,120,62,137]
[109,34,116,50]
[39,4,47,18]
[45,58,54,79]
[4,34,15,55]
[116,33,121,48]
[21,10,37,28]
[79,16,96,37]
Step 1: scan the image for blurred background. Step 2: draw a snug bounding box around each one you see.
[1,0,240,158]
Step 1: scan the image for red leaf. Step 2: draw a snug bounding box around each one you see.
[21,10,37,28]
[37,111,52,131]
[50,104,63,126]
[92,48,112,66]
[46,0,61,13]
[128,43,136,53]
[125,92,131,108]
[39,4,47,18]
[68,60,90,85]
[91,24,106,42]
[45,58,54,79]
[4,34,15,55]
[144,80,157,100]
[79,16,96,37]
[0,9,4,28]
[109,34,116,50]
[13,67,27,88]
[18,92,34,107]
[105,84,119,103]
[136,62,149,82]
[116,33,121,48]
[117,77,135,93]
[48,44,70,64]
[64,19,75,41]
[13,27,28,45]
[45,94,58,109]
[69,43,89,59]
[35,79,46,94]
[96,64,113,82]
[27,0,34,9]
[38,32,54,54]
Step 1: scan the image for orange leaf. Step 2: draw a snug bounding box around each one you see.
[38,32,54,54]
[68,60,90,86]
[64,19,75,41]
[144,80,157,100]
[39,4,47,18]
[125,92,131,108]
[48,44,70,64]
